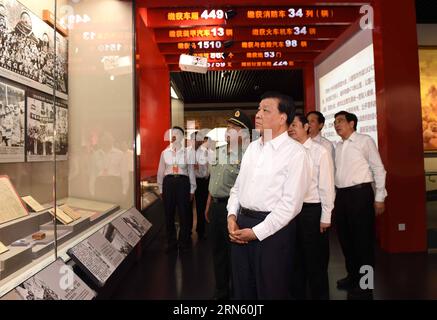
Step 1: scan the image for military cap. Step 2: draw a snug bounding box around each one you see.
[227,109,253,131]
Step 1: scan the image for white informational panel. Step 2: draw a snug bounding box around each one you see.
[67,209,151,287]
[68,231,124,287]
[10,259,95,300]
[316,29,378,146]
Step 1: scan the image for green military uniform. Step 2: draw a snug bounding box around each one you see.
[208,108,254,299]
[208,144,244,300]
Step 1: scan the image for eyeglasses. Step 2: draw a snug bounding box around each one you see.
[333,118,346,125]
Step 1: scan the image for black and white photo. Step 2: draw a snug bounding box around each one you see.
[99,224,133,257]
[13,259,95,300]
[26,90,68,161]
[0,0,68,99]
[0,77,24,162]
[121,208,152,238]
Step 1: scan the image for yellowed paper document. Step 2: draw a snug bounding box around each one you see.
[0,176,28,225]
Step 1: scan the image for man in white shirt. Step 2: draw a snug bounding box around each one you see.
[157,126,196,253]
[333,111,387,300]
[227,92,311,299]
[307,111,335,159]
[288,113,335,300]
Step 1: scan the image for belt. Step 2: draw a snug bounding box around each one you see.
[165,174,188,178]
[212,197,229,203]
[240,207,270,219]
[303,202,321,208]
[336,182,372,191]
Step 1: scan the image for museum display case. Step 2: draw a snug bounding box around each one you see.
[0,0,151,300]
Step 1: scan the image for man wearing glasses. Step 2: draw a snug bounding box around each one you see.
[333,111,387,300]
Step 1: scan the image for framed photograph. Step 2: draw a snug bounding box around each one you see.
[419,47,437,154]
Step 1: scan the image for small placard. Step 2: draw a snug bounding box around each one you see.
[49,207,74,225]
[60,205,81,221]
[21,196,45,212]
[0,241,8,254]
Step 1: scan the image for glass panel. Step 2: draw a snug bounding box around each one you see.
[0,0,135,297]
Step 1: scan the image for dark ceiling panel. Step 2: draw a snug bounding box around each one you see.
[416,0,437,23]
[171,69,303,103]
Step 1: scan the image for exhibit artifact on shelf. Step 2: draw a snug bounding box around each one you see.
[21,196,45,212]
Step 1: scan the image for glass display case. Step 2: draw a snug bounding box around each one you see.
[0,0,143,299]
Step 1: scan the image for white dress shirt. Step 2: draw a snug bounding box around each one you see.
[313,132,335,161]
[227,131,311,241]
[157,143,196,194]
[302,138,336,224]
[195,143,210,178]
[335,132,387,202]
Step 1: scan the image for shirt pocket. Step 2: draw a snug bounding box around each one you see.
[223,165,239,189]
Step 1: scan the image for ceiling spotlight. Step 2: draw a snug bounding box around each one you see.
[224,9,237,20]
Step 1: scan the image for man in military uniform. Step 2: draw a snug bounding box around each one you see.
[205,109,253,300]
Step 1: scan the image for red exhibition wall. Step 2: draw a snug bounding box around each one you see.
[137,8,171,180]
[372,0,426,253]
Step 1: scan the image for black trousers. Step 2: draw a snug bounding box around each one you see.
[231,210,296,300]
[162,175,191,246]
[334,184,375,283]
[209,200,231,299]
[291,203,330,300]
[195,177,209,237]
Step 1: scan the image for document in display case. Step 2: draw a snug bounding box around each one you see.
[0,176,28,225]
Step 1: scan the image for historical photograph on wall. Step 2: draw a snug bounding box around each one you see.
[12,259,95,300]
[26,90,68,161]
[0,77,25,162]
[419,48,437,151]
[0,0,68,99]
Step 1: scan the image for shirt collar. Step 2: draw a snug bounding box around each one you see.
[259,131,289,150]
[339,131,357,144]
[348,131,357,142]
[302,137,312,150]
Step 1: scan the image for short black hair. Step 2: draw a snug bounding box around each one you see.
[294,112,310,134]
[306,111,325,125]
[172,126,185,135]
[294,113,309,126]
[260,91,295,126]
[334,111,358,131]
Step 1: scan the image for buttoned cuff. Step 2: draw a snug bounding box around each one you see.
[252,223,269,242]
[375,190,387,202]
[320,211,331,224]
